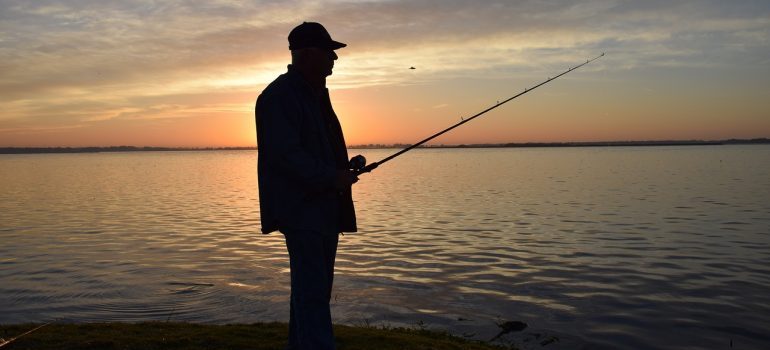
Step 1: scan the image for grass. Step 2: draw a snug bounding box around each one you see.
[0,322,512,350]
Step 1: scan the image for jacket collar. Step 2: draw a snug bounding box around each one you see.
[286,64,326,96]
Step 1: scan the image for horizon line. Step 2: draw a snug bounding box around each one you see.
[1,138,769,154]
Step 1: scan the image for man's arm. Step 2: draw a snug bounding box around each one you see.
[257,94,339,193]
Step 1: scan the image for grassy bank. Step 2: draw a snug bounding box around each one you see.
[0,322,511,350]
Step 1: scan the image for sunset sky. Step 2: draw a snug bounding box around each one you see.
[1,0,769,147]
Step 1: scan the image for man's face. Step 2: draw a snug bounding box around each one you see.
[307,47,338,77]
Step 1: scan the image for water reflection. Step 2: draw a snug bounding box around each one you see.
[1,146,769,349]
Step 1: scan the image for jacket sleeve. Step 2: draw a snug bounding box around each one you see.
[256,93,337,194]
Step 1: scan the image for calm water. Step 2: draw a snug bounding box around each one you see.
[1,146,769,349]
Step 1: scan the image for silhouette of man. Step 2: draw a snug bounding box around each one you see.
[255,22,357,350]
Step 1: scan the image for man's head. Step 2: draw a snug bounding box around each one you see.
[289,22,345,78]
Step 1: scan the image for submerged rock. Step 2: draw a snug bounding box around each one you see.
[489,320,528,341]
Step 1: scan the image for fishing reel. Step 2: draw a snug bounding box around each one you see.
[349,155,367,172]
[349,155,379,175]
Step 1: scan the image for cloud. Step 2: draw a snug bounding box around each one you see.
[3,1,767,93]
[1,0,769,145]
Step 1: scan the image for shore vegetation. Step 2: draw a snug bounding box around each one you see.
[0,322,512,350]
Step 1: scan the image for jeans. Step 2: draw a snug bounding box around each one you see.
[283,229,339,350]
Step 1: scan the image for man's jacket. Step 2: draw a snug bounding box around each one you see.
[255,67,357,234]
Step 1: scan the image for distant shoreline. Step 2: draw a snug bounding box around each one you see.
[1,138,768,154]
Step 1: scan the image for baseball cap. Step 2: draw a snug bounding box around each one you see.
[288,22,347,51]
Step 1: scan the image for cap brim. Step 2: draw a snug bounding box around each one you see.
[328,40,346,50]
[290,41,347,51]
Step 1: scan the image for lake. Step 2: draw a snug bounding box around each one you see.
[1,146,769,349]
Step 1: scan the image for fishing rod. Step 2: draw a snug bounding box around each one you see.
[349,52,605,175]
[0,323,49,348]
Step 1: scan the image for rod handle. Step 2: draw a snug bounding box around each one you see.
[354,162,379,176]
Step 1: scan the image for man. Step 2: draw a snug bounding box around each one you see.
[255,22,357,350]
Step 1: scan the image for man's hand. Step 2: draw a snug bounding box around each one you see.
[334,169,359,190]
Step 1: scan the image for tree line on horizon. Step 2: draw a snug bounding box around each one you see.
[1,138,768,154]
